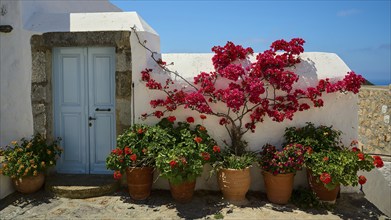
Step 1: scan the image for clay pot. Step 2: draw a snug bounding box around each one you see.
[169,180,196,203]
[218,167,251,202]
[263,171,295,204]
[307,170,340,203]
[126,167,153,200]
[13,172,45,194]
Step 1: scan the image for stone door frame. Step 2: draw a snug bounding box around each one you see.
[30,31,132,141]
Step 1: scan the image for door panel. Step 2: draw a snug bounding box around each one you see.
[54,48,88,174]
[54,47,116,174]
[88,48,116,174]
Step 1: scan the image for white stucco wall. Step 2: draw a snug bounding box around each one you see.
[0,0,159,199]
[132,52,360,191]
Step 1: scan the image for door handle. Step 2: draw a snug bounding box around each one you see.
[88,116,97,120]
[95,108,111,112]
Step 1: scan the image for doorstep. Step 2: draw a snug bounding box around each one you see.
[45,174,119,199]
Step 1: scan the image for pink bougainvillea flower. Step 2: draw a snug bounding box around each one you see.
[320,172,332,184]
[200,115,207,120]
[194,137,202,143]
[358,175,367,185]
[167,116,176,123]
[130,154,137,162]
[154,111,164,118]
[213,145,221,153]
[186,117,195,123]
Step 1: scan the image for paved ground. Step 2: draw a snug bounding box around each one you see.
[0,189,389,220]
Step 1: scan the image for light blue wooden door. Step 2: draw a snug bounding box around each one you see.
[53,47,116,174]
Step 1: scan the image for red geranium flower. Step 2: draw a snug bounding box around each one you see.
[186,117,195,123]
[323,156,329,162]
[194,137,202,143]
[200,115,207,120]
[213,145,221,153]
[169,160,177,168]
[199,126,206,131]
[124,146,132,155]
[358,175,367,185]
[137,128,144,134]
[113,171,122,180]
[320,172,332,184]
[373,156,384,168]
[357,152,365,161]
[306,147,313,155]
[351,147,360,152]
[130,154,137,161]
[201,152,210,161]
[167,116,176,123]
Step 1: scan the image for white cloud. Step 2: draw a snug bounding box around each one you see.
[337,8,360,17]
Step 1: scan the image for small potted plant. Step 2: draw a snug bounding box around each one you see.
[155,116,219,203]
[305,142,384,203]
[106,124,170,200]
[0,133,62,194]
[259,143,305,204]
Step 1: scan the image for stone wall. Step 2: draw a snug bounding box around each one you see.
[30,31,132,140]
[358,85,391,159]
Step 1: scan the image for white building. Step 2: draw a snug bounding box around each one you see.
[1,0,372,207]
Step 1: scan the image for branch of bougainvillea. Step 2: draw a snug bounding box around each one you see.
[131,26,198,91]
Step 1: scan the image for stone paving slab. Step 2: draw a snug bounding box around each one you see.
[0,189,389,219]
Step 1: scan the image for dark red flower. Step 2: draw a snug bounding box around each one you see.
[154,111,164,118]
[130,154,137,161]
[320,172,332,184]
[137,128,144,134]
[199,126,206,131]
[186,117,195,123]
[323,157,329,162]
[200,115,207,120]
[352,147,360,152]
[113,171,122,180]
[201,152,210,161]
[124,146,132,155]
[194,137,202,143]
[213,145,221,153]
[167,116,176,123]
[169,160,177,168]
[373,156,384,168]
[357,152,365,161]
[358,175,367,185]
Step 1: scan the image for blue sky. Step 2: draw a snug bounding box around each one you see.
[110,1,391,85]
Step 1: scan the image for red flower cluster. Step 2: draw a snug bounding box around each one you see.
[130,154,137,161]
[167,116,176,123]
[201,152,210,161]
[124,146,132,155]
[113,171,122,180]
[320,172,332,184]
[186,117,194,123]
[373,155,384,168]
[112,148,123,156]
[169,160,177,168]
[357,152,365,161]
[213,145,221,153]
[358,175,367,185]
[194,137,202,143]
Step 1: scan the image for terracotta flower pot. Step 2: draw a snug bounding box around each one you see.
[169,180,196,203]
[218,167,251,203]
[307,170,340,203]
[263,171,295,204]
[126,167,153,200]
[13,172,45,194]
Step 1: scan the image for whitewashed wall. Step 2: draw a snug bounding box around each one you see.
[132,52,360,191]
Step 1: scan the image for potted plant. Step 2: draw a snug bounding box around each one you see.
[155,117,219,203]
[305,145,384,203]
[259,143,305,204]
[0,133,62,194]
[284,123,384,203]
[106,124,170,200]
[133,27,364,203]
